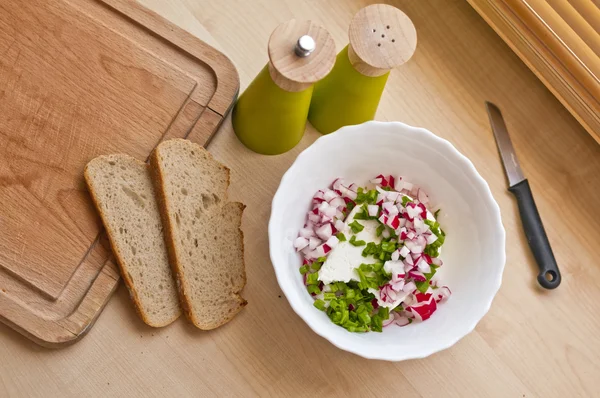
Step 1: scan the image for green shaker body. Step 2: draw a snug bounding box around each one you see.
[232,65,313,155]
[308,45,389,135]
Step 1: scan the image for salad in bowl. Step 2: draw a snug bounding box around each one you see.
[295,175,450,332]
[269,121,505,361]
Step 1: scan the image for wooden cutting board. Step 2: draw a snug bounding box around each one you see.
[0,0,239,347]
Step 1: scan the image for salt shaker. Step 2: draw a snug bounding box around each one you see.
[308,4,417,135]
[232,20,336,155]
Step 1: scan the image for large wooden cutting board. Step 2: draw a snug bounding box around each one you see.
[0,0,239,346]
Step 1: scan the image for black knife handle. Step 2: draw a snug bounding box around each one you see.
[509,179,561,289]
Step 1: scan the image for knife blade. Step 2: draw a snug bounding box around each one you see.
[485,102,561,289]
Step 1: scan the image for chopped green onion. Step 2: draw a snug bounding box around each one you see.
[323,292,337,301]
[299,265,309,274]
[311,262,322,271]
[376,224,385,237]
[349,220,364,234]
[349,235,366,247]
[336,232,347,242]
[329,283,339,293]
[307,284,321,295]
[401,196,411,206]
[345,289,356,299]
[317,256,327,263]
[415,280,429,293]
[313,299,326,311]
[381,241,396,253]
[434,208,441,219]
[306,272,319,285]
[359,263,373,272]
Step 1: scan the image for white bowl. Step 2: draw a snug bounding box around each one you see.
[269,121,505,361]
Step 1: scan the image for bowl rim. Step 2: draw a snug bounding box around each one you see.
[269,121,506,361]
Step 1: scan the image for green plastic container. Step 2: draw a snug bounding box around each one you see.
[308,45,389,135]
[232,65,313,155]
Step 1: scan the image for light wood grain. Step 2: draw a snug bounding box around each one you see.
[267,19,336,92]
[348,4,417,77]
[1,0,600,396]
[0,0,238,346]
[467,0,600,143]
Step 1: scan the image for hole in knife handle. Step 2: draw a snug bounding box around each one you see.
[544,271,556,282]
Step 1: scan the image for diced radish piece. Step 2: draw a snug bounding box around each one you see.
[409,270,426,282]
[426,233,438,244]
[308,212,320,223]
[384,260,404,275]
[407,230,416,240]
[378,214,388,225]
[404,254,414,265]
[334,219,346,232]
[390,278,405,292]
[391,250,400,261]
[299,228,315,238]
[417,258,431,273]
[314,190,325,200]
[387,191,400,203]
[382,228,391,239]
[320,215,331,224]
[312,245,326,258]
[435,286,451,303]
[323,189,338,201]
[403,281,417,293]
[315,223,333,241]
[332,178,344,191]
[388,205,400,216]
[399,245,410,258]
[431,257,443,266]
[325,235,339,248]
[418,203,427,219]
[367,205,379,217]
[335,209,345,220]
[370,176,383,185]
[308,236,320,250]
[408,295,437,321]
[324,206,337,218]
[387,215,400,229]
[328,196,345,209]
[294,237,309,251]
[388,175,395,189]
[376,193,387,204]
[382,201,395,214]
[405,203,421,220]
[383,313,396,327]
[393,313,410,326]
[318,201,329,214]
[405,239,423,254]
[347,183,358,192]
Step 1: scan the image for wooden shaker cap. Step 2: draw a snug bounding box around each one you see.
[348,4,417,77]
[268,20,336,92]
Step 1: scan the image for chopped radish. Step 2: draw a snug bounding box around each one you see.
[393,313,410,326]
[399,245,410,258]
[391,250,400,261]
[431,257,443,266]
[334,219,345,232]
[325,235,339,248]
[328,196,345,209]
[367,205,379,217]
[294,237,309,251]
[332,178,344,191]
[408,270,426,282]
[323,190,338,201]
[403,281,417,294]
[426,233,438,244]
[315,224,333,241]
[299,227,315,238]
[382,201,395,214]
[378,214,388,225]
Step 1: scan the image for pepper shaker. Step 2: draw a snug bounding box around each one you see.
[232,20,336,155]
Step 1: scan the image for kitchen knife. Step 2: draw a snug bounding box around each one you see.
[485,102,561,289]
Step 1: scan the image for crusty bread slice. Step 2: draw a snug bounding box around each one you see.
[150,139,247,330]
[84,154,181,327]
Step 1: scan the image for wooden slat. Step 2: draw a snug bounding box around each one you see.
[468,0,600,143]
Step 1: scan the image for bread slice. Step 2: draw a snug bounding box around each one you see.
[150,139,247,330]
[84,154,181,327]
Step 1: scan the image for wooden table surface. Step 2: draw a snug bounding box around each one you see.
[1,0,599,396]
